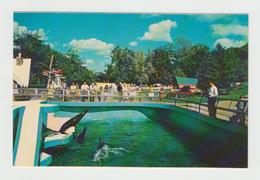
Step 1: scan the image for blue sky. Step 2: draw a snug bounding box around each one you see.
[13,13,248,72]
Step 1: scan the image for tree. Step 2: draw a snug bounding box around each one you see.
[13,31,52,85]
[13,32,97,86]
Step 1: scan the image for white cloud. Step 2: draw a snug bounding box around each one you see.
[85,59,94,64]
[13,21,49,40]
[44,42,54,48]
[82,59,94,67]
[196,14,231,22]
[69,38,114,55]
[104,59,111,63]
[138,20,177,42]
[13,21,27,35]
[214,38,247,48]
[211,24,248,37]
[129,41,138,46]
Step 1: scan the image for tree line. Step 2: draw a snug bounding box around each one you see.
[106,38,248,91]
[13,32,248,91]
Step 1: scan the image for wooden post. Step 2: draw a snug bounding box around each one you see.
[47,55,54,88]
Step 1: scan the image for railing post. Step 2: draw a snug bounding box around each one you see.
[35,89,38,99]
[199,96,203,113]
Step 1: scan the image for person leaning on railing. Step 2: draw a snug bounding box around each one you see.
[229,95,247,125]
[65,86,71,101]
[90,83,97,102]
[75,87,81,102]
[103,85,109,102]
[81,81,89,102]
[97,86,103,102]
[117,82,123,102]
[158,87,164,104]
[148,85,154,102]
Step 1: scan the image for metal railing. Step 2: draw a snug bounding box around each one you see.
[13,88,248,126]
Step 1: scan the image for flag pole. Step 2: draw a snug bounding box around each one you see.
[47,55,54,88]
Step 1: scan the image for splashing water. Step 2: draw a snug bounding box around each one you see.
[92,144,128,164]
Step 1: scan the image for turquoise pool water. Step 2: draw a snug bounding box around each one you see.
[44,110,247,167]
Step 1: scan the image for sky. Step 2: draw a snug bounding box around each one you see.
[13,13,248,72]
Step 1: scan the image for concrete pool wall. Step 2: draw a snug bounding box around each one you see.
[13,101,247,166]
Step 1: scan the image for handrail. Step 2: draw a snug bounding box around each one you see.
[13,88,248,126]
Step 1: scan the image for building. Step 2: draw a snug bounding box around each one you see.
[13,58,31,88]
[176,77,198,91]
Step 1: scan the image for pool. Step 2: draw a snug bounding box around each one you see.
[43,107,247,168]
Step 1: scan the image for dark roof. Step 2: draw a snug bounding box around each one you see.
[176,77,198,85]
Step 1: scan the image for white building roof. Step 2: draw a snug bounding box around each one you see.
[13,58,31,87]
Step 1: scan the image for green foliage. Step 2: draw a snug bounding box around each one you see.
[14,32,248,90]
[13,32,97,86]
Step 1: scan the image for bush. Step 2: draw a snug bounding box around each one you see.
[29,84,47,88]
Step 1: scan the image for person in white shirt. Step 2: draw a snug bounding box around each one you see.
[90,83,97,102]
[81,81,89,102]
[208,82,218,117]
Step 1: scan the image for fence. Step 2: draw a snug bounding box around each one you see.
[13,88,248,126]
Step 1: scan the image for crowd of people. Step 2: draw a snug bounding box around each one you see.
[47,81,166,103]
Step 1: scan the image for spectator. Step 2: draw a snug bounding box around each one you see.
[70,82,76,91]
[90,83,97,102]
[70,82,77,101]
[208,82,218,118]
[158,87,164,104]
[76,82,79,89]
[117,82,123,102]
[97,86,103,102]
[148,85,154,102]
[47,82,53,89]
[104,85,109,102]
[75,86,81,102]
[81,81,89,102]
[59,81,66,89]
[229,95,247,124]
[65,86,71,101]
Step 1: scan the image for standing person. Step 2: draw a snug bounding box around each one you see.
[117,82,123,102]
[76,82,79,89]
[229,95,247,124]
[97,86,103,102]
[70,82,76,90]
[129,83,135,102]
[90,83,97,102]
[137,85,143,102]
[81,81,89,102]
[59,81,66,89]
[158,87,164,104]
[104,85,109,102]
[70,82,77,101]
[208,82,218,118]
[75,86,81,102]
[123,83,128,102]
[148,85,154,102]
[65,86,71,101]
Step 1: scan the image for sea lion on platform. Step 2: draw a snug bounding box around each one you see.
[76,126,87,144]
[59,109,89,134]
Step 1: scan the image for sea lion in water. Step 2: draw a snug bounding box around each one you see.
[59,109,89,134]
[76,126,87,144]
[97,138,104,150]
